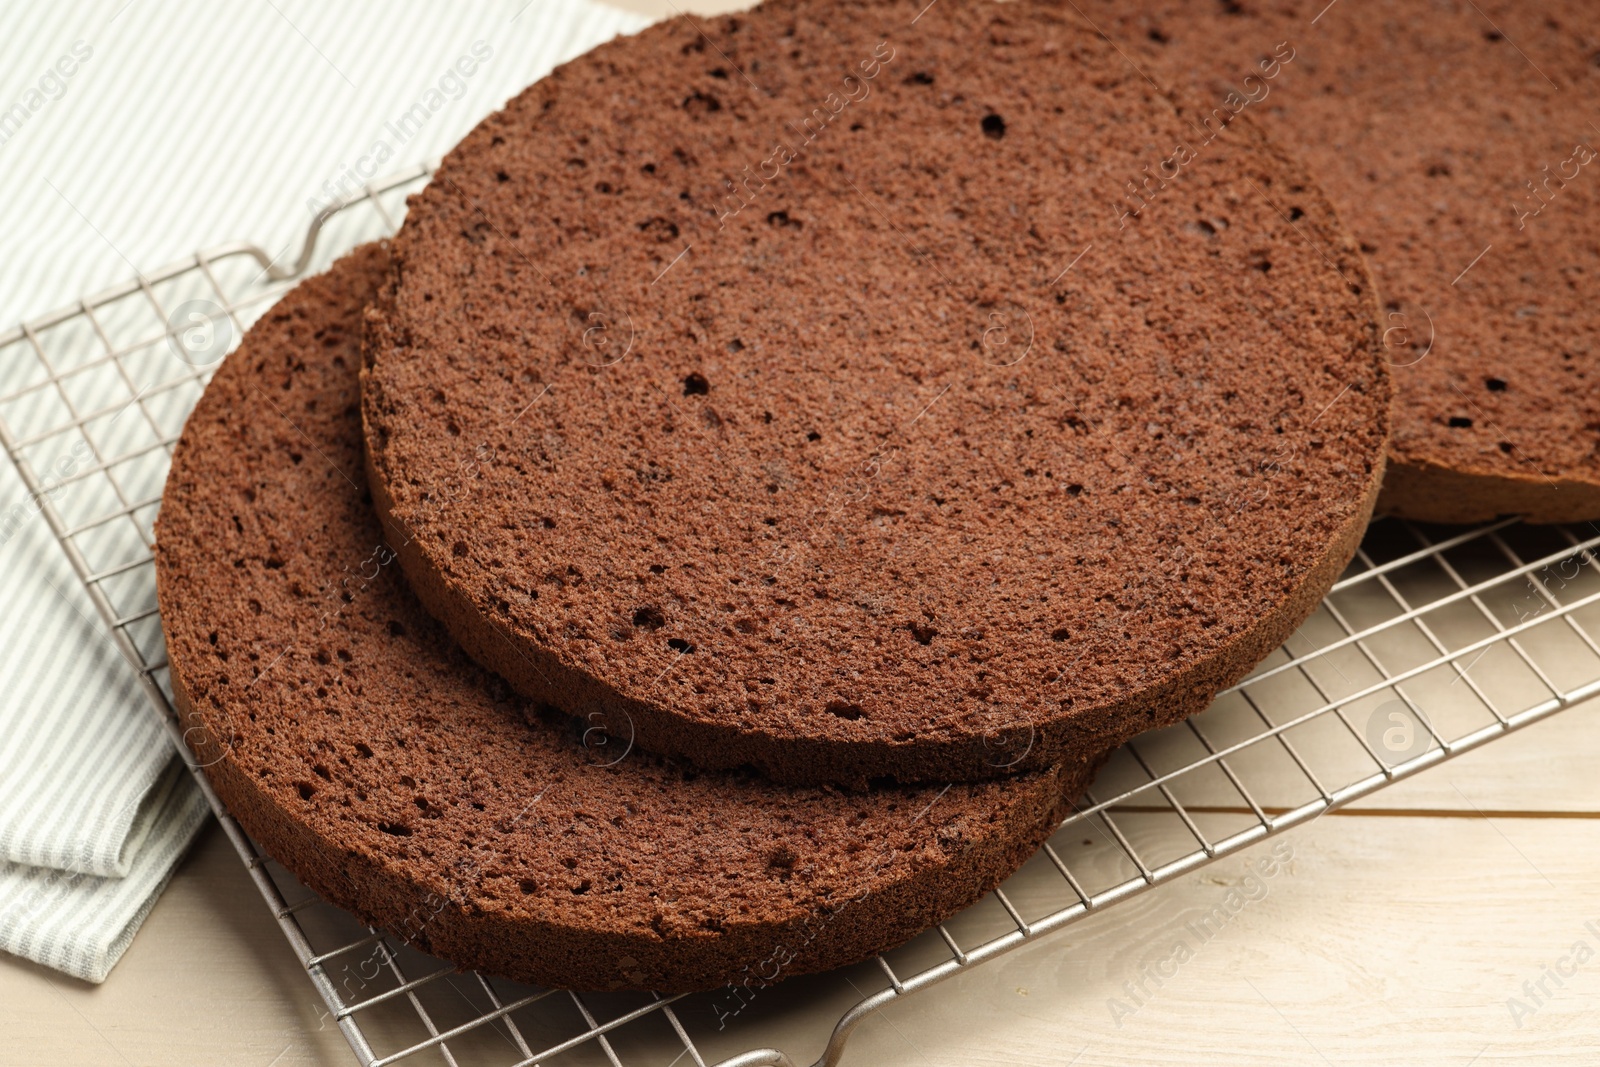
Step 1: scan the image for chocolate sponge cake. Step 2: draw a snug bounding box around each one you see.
[361,0,1390,787]
[1080,0,1600,523]
[153,244,1102,992]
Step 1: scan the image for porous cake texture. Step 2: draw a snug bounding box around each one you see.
[1083,0,1600,522]
[155,244,1102,992]
[363,0,1390,785]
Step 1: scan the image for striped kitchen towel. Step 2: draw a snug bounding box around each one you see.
[0,443,175,880]
[0,762,209,984]
[0,0,650,982]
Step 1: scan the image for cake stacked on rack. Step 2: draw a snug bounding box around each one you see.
[1078,0,1600,524]
[155,0,1390,991]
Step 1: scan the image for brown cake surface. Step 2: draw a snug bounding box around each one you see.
[153,244,1099,993]
[362,0,1391,786]
[1079,0,1600,523]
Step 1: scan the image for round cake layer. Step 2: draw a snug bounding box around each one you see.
[154,244,1097,993]
[363,0,1390,786]
[1080,0,1600,523]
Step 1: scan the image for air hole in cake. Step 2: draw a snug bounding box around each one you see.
[907,71,934,85]
[1484,29,1502,42]
[1448,416,1474,428]
[633,606,665,630]
[313,764,331,781]
[571,879,592,895]
[766,210,801,228]
[727,338,745,353]
[1065,483,1084,496]
[767,846,796,878]
[806,431,821,441]
[1249,254,1272,272]
[683,372,710,395]
[519,878,538,894]
[495,170,509,182]
[296,782,315,801]
[387,620,406,636]
[377,821,412,837]
[1485,377,1507,391]
[354,742,373,758]
[667,637,695,653]
[908,622,937,645]
[825,700,864,720]
[639,216,680,240]
[1288,206,1305,220]
[453,541,468,557]
[682,90,722,114]
[981,113,1006,139]
[1051,628,1071,641]
[1500,442,1515,454]
[710,67,728,79]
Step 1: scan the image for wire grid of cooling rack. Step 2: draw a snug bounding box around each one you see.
[4,164,1600,1067]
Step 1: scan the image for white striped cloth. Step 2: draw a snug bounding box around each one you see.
[0,763,209,983]
[0,461,174,879]
[0,0,650,982]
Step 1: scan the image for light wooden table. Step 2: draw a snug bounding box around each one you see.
[5,696,1596,1067]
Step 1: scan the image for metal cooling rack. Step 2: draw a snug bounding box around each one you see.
[4,164,1600,1067]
